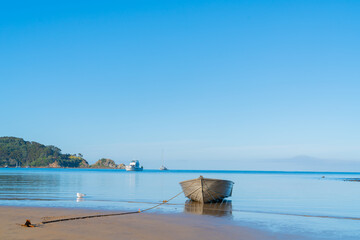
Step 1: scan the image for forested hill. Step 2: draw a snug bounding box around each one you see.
[0,137,89,168]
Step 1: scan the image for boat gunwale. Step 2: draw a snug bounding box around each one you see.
[179,177,234,185]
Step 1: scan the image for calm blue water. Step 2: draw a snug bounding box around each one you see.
[1,168,360,239]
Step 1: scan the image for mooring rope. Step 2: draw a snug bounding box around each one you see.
[19,181,199,227]
[40,190,185,225]
[139,190,185,213]
[39,181,198,226]
[41,211,140,224]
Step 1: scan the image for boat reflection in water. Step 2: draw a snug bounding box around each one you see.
[184,200,232,218]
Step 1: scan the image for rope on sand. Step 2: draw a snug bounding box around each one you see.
[21,182,197,227]
[26,189,186,226]
[40,193,182,225]
[40,210,140,224]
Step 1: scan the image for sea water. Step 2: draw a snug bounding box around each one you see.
[1,168,360,239]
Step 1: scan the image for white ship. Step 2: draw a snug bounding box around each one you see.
[125,160,143,171]
[159,150,168,171]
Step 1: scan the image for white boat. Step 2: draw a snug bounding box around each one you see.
[179,176,234,203]
[159,150,168,170]
[125,160,143,171]
[160,165,168,171]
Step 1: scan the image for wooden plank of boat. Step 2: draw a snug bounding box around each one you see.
[179,176,234,203]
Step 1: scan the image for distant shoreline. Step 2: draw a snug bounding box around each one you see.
[2,167,360,174]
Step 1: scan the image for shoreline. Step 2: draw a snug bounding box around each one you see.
[3,167,360,174]
[0,206,302,240]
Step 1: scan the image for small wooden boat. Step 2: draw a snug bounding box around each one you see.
[179,176,234,203]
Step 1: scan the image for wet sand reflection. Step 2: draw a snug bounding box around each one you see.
[184,200,232,217]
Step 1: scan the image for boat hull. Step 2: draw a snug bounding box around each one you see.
[125,166,143,171]
[159,165,168,170]
[179,176,234,203]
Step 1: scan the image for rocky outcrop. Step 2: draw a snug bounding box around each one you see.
[79,159,90,168]
[49,161,60,168]
[117,163,125,169]
[47,158,89,168]
[91,158,125,169]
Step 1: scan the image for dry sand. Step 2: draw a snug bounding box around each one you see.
[0,206,298,240]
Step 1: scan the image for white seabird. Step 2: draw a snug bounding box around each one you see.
[77,193,86,198]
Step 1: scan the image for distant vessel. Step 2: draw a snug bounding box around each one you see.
[179,176,234,203]
[4,165,8,168]
[159,165,168,171]
[159,150,168,171]
[125,160,143,171]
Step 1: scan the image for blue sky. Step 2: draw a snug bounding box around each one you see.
[1,0,360,169]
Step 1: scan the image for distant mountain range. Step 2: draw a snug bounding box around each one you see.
[237,155,360,172]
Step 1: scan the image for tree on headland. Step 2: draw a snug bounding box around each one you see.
[0,137,89,168]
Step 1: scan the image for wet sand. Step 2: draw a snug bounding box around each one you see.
[0,206,301,240]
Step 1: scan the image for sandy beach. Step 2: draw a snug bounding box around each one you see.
[0,206,300,240]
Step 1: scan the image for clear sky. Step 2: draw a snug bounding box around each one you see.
[1,0,360,169]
